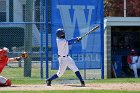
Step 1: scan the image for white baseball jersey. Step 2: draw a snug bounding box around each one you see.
[129,56,139,78]
[56,38,79,77]
[56,38,69,56]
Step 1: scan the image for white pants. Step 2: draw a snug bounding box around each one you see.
[129,64,138,78]
[57,56,79,77]
[0,75,7,84]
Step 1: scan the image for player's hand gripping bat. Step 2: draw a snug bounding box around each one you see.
[76,25,100,42]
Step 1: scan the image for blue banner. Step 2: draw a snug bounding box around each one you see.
[51,0,104,69]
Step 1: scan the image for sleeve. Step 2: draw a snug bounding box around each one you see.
[67,38,78,45]
[127,55,132,64]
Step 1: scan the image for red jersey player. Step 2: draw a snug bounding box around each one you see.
[0,47,22,87]
[127,49,138,78]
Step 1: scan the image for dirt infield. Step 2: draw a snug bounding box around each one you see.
[0,83,140,91]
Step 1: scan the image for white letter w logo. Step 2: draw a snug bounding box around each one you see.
[57,5,95,49]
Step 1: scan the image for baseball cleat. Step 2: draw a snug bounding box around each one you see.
[81,81,85,87]
[46,79,51,86]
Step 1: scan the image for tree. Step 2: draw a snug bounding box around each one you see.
[127,0,140,16]
[104,0,140,17]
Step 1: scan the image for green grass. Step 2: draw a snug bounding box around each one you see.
[1,67,140,85]
[10,78,140,85]
[86,78,140,83]
[1,67,140,93]
[1,67,78,84]
[1,67,79,82]
[0,90,140,93]
[2,67,78,79]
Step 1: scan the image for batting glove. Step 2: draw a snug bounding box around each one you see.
[76,37,82,42]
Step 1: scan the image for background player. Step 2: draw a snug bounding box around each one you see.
[46,28,85,87]
[127,49,139,78]
[0,47,27,87]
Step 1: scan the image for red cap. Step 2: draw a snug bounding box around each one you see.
[131,49,135,52]
[131,49,136,54]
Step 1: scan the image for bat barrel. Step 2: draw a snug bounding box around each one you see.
[81,25,100,38]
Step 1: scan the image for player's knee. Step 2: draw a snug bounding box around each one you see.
[57,72,63,77]
[0,79,11,87]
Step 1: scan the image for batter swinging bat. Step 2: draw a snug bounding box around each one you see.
[80,25,100,39]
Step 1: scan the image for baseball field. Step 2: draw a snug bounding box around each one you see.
[0,68,140,93]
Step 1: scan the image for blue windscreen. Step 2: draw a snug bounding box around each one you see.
[51,0,104,69]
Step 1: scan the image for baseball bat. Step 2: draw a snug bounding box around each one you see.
[81,25,100,38]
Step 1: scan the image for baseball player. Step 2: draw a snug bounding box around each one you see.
[46,28,85,87]
[127,49,138,78]
[0,47,27,87]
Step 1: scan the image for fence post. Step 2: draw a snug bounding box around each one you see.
[24,0,33,77]
[45,0,49,79]
[40,0,44,79]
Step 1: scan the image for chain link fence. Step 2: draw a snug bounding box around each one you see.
[0,0,47,81]
[0,0,103,84]
[48,0,103,81]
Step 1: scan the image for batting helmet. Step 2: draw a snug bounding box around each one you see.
[56,28,65,38]
[3,47,9,52]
